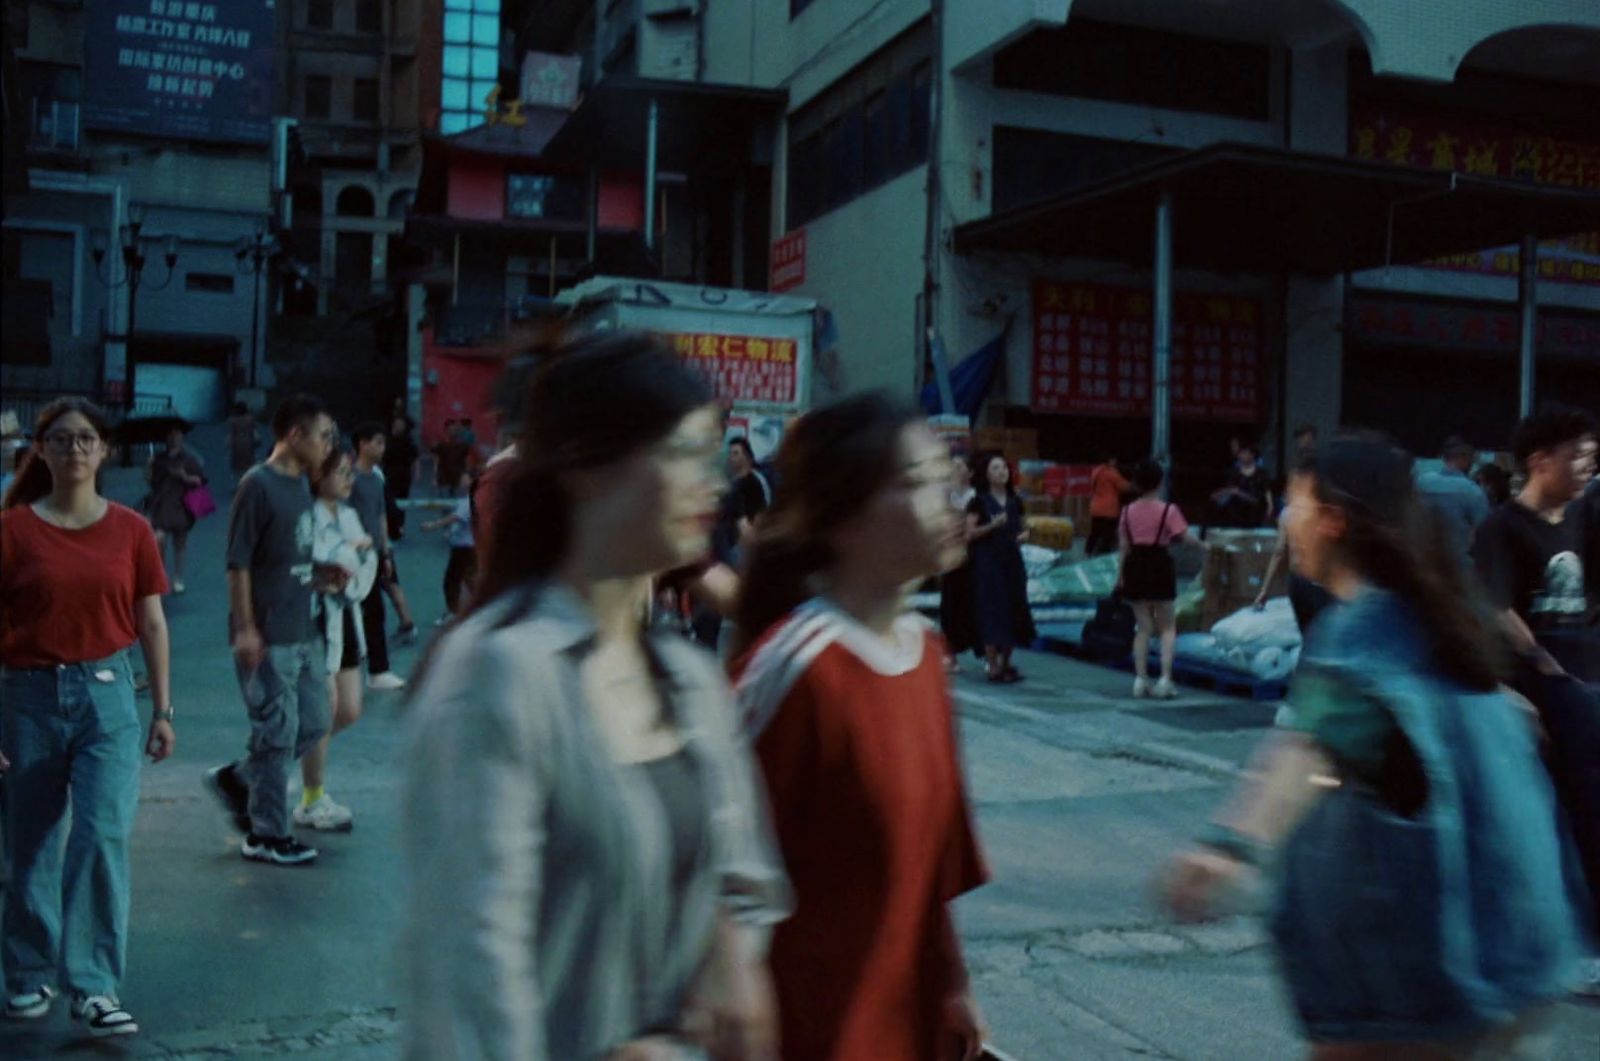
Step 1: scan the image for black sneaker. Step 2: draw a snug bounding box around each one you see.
[203,764,252,834]
[241,834,318,866]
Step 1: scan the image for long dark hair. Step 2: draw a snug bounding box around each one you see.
[1,397,112,509]
[1302,433,1505,691]
[470,330,713,610]
[733,393,920,655]
[973,449,1018,500]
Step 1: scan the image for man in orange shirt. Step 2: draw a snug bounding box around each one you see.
[1086,454,1130,556]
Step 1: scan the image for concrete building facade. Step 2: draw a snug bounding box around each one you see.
[4,0,278,422]
[702,0,1600,477]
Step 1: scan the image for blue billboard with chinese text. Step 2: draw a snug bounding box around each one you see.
[84,0,275,144]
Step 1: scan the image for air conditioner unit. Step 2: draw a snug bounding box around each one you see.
[31,100,80,152]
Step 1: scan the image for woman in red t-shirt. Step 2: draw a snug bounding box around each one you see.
[0,398,174,1039]
[733,394,989,1061]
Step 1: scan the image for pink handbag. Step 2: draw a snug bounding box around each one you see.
[183,483,217,520]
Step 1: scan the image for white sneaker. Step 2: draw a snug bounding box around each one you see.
[292,794,354,832]
[367,672,406,691]
[433,613,454,627]
[1153,678,1179,700]
[5,985,57,1020]
[1132,677,1152,699]
[172,581,186,595]
[70,994,138,1037]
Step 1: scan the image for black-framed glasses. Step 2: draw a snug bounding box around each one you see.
[43,432,102,454]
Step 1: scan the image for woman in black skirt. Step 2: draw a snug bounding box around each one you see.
[939,454,980,671]
[1118,459,1198,699]
[967,450,1036,683]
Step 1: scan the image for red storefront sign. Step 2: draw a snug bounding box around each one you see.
[1347,296,1600,359]
[664,332,799,405]
[770,229,806,292]
[1350,107,1600,286]
[1031,280,1262,422]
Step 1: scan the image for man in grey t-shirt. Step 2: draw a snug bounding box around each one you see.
[203,395,338,867]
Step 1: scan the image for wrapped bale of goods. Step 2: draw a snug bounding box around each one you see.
[1027,515,1075,552]
[1200,529,1284,630]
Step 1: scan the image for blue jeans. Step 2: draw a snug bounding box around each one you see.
[234,639,329,839]
[1,649,143,998]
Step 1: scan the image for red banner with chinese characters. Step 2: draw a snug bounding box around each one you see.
[663,332,799,405]
[1031,281,1262,422]
[1349,107,1600,286]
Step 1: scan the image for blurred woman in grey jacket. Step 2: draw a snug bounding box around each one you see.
[401,333,790,1061]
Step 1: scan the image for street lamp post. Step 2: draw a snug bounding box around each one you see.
[236,226,279,390]
[92,202,179,414]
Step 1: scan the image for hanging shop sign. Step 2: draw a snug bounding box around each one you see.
[84,0,275,144]
[1346,295,1600,361]
[662,332,800,405]
[770,229,807,293]
[1031,280,1262,422]
[1349,106,1600,286]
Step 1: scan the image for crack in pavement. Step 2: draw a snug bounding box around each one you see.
[134,1006,398,1058]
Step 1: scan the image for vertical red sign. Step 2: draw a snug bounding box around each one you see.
[770,229,806,293]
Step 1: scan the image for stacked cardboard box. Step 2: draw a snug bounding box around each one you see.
[1200,529,1284,630]
[1027,515,1076,552]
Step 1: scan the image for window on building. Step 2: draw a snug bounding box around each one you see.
[506,173,585,221]
[335,231,375,299]
[786,22,932,228]
[305,75,332,119]
[353,78,381,123]
[440,0,501,135]
[306,0,334,30]
[185,273,236,294]
[2,228,73,362]
[19,61,81,152]
[993,18,1271,122]
[355,0,382,33]
[336,186,377,216]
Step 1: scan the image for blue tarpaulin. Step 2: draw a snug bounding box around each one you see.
[920,324,1008,420]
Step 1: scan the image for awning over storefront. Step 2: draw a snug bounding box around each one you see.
[952,142,1600,274]
[540,76,788,172]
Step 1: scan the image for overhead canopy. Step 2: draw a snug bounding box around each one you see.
[952,142,1600,274]
[540,76,787,171]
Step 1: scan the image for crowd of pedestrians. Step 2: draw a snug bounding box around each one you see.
[0,334,1595,1057]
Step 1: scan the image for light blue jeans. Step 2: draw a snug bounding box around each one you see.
[234,638,329,838]
[1,648,143,998]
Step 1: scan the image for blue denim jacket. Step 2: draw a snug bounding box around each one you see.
[1271,588,1579,1042]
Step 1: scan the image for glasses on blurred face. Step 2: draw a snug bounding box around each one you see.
[43,432,102,454]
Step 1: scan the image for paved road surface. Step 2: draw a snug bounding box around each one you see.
[3,426,1595,1058]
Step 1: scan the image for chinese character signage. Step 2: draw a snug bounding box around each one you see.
[770,230,807,293]
[1347,296,1600,361]
[1350,106,1600,286]
[1031,281,1262,422]
[84,0,275,144]
[663,332,800,405]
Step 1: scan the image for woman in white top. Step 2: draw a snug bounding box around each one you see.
[296,448,378,832]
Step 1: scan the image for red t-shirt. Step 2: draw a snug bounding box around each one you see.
[1090,464,1130,519]
[0,502,167,667]
[734,600,989,1061]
